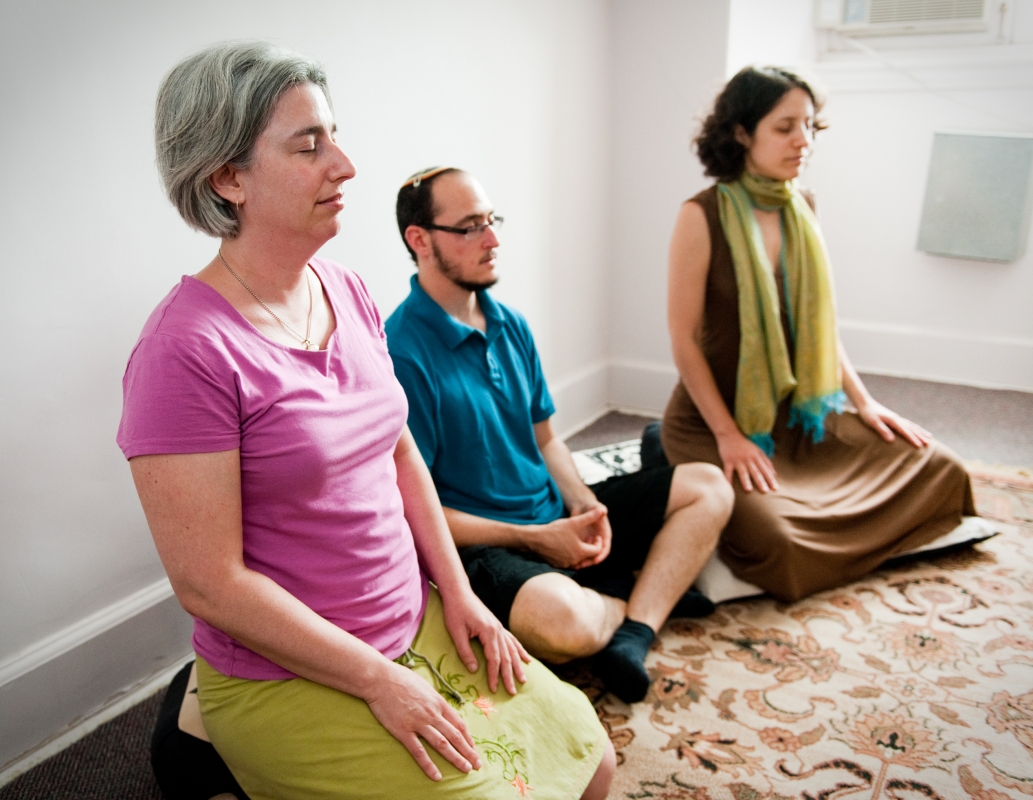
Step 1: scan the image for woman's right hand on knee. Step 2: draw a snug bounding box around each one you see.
[715,430,778,493]
[364,661,481,781]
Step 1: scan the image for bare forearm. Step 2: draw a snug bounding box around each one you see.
[396,429,531,700]
[444,505,607,572]
[537,435,597,511]
[176,565,391,700]
[666,201,777,490]
[394,431,473,599]
[838,342,873,410]
[671,337,780,490]
[443,506,537,550]
[667,201,742,443]
[439,419,608,569]
[531,417,598,513]
[130,449,485,781]
[672,337,740,440]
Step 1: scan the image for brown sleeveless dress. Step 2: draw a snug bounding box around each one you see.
[661,185,976,602]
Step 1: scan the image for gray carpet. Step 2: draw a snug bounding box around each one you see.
[860,373,1033,466]
[0,693,162,800]
[567,374,1033,468]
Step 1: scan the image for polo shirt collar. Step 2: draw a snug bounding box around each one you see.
[408,274,504,350]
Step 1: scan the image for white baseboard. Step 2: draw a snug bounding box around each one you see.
[550,360,611,439]
[0,652,193,789]
[0,578,175,688]
[609,360,679,415]
[839,321,1033,392]
[0,587,193,773]
[609,403,664,420]
[605,326,1033,409]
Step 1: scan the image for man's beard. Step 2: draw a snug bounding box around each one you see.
[431,241,498,292]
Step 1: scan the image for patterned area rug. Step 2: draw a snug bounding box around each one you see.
[563,444,1033,800]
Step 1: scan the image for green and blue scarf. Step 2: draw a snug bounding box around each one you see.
[717,173,845,456]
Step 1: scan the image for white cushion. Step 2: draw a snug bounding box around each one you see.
[694,552,765,603]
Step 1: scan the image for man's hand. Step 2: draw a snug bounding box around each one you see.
[524,503,612,570]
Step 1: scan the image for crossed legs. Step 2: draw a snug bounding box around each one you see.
[509,463,732,665]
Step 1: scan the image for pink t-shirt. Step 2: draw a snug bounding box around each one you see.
[117,260,428,679]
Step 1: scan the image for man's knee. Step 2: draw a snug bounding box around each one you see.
[668,462,734,524]
[510,574,612,660]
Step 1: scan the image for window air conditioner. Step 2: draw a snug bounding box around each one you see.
[814,0,988,37]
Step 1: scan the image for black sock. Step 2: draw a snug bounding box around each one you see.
[593,618,656,703]
[671,587,716,618]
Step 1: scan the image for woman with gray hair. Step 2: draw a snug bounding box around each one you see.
[117,41,614,800]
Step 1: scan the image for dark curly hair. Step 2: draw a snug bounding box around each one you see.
[695,66,827,183]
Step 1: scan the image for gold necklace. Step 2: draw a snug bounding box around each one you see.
[219,249,315,350]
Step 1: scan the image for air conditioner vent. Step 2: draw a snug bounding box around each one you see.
[869,0,983,24]
[816,0,989,36]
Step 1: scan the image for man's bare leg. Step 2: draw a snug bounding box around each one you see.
[627,462,732,629]
[509,572,626,663]
[595,462,732,702]
[511,463,732,696]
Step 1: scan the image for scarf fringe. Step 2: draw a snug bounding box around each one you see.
[748,433,776,458]
[788,390,847,444]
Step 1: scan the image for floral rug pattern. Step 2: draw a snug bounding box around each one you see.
[561,454,1033,799]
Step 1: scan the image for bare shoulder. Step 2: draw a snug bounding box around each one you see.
[669,200,711,272]
[676,198,708,229]
[668,199,712,332]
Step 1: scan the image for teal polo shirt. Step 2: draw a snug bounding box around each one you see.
[385,275,564,525]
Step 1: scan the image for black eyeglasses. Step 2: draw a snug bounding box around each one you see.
[423,216,504,241]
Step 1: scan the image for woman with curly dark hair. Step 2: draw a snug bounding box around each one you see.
[658,66,975,602]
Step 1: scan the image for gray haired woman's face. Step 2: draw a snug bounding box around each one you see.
[211,82,356,246]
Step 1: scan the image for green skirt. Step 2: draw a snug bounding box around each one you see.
[196,586,606,799]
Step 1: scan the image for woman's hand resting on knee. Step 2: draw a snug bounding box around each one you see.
[841,344,930,449]
[856,399,931,448]
[442,588,530,696]
[715,429,779,493]
[365,660,482,781]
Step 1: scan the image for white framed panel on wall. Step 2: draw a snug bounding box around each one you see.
[917,131,1033,262]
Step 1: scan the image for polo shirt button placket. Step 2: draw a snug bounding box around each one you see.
[486,348,503,387]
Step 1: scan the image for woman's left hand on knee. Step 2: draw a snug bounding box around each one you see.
[443,589,531,695]
[857,401,931,448]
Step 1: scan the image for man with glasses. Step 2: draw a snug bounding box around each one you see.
[385,167,732,703]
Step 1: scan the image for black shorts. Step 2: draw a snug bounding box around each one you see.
[459,466,675,627]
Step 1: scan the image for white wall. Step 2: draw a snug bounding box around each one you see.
[532,2,615,433]
[5,0,1031,773]
[726,0,816,76]
[0,0,613,769]
[608,0,732,412]
[610,0,1033,416]
[726,0,1033,393]
[808,14,1033,391]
